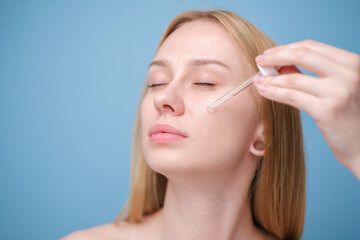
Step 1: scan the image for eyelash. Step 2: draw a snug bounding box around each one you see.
[194,82,215,87]
[147,83,167,88]
[147,82,216,88]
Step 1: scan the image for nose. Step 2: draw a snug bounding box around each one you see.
[153,84,185,116]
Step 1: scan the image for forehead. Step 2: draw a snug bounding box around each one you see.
[155,20,246,69]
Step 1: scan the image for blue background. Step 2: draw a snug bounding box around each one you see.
[1,0,359,239]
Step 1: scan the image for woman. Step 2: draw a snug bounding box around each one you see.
[63,10,360,240]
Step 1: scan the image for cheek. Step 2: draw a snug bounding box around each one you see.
[140,96,154,161]
[140,94,155,125]
[140,94,158,149]
[192,96,261,164]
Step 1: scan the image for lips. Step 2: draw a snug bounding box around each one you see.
[148,124,187,142]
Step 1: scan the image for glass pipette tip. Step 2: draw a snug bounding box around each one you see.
[207,72,262,113]
[207,65,279,113]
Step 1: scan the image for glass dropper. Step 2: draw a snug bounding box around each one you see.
[207,65,279,113]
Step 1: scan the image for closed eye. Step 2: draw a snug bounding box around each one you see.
[194,82,215,87]
[147,83,168,88]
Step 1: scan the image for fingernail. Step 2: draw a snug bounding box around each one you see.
[255,83,267,93]
[255,54,265,63]
[254,75,263,83]
[264,47,275,54]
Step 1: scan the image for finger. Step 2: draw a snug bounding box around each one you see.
[256,44,343,77]
[273,40,359,69]
[259,73,328,98]
[254,81,322,118]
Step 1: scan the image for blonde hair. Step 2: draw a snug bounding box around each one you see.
[116,10,306,240]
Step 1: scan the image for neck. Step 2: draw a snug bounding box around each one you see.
[154,162,266,240]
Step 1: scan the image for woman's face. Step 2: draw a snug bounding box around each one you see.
[141,20,263,177]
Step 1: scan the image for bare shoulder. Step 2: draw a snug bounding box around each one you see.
[61,217,159,240]
[61,222,135,240]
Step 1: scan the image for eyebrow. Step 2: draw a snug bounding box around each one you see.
[190,58,230,69]
[148,59,167,69]
[148,58,230,70]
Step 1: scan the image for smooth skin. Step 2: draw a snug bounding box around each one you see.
[254,40,360,180]
[139,20,271,240]
[63,20,271,240]
[62,34,360,240]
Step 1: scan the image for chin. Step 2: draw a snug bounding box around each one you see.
[145,154,236,180]
[145,153,195,175]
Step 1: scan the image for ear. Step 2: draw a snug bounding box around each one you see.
[249,122,265,157]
